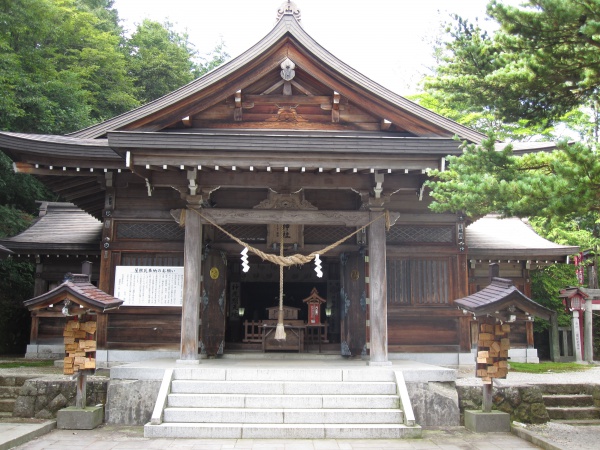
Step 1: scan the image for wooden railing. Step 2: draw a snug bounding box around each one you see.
[243,320,329,344]
[242,320,263,343]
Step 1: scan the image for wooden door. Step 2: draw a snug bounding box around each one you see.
[201,249,227,356]
[340,251,367,357]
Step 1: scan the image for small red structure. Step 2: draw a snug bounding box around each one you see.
[302,287,326,325]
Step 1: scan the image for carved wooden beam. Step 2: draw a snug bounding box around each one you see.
[171,208,400,227]
[245,95,331,105]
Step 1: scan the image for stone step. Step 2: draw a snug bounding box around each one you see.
[543,394,594,408]
[170,380,397,395]
[0,398,15,413]
[144,422,421,439]
[163,407,403,424]
[539,384,591,395]
[546,407,600,420]
[172,367,395,382]
[0,385,21,399]
[167,393,400,409]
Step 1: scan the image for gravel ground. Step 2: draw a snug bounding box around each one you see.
[456,364,600,386]
[522,421,600,450]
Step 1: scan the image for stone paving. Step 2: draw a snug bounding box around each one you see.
[10,425,541,450]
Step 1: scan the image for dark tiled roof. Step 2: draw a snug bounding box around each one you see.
[0,202,102,253]
[466,215,579,259]
[455,277,555,321]
[0,132,120,164]
[24,273,123,312]
[108,130,463,158]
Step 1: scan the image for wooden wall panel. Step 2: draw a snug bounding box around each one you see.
[106,307,181,350]
[387,305,464,352]
[37,317,64,343]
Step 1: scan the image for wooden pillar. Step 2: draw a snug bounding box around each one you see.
[367,212,389,364]
[179,208,202,362]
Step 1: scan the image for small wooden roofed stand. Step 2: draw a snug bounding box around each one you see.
[24,272,123,408]
[0,5,576,365]
[454,265,557,412]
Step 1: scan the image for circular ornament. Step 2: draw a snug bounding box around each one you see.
[351,269,360,281]
[210,267,219,280]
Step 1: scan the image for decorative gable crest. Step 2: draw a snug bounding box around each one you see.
[276,1,301,23]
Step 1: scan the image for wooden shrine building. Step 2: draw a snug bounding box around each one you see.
[0,5,577,365]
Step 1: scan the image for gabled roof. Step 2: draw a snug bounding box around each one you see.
[455,277,555,321]
[466,215,578,261]
[0,202,102,253]
[68,14,486,143]
[24,273,123,313]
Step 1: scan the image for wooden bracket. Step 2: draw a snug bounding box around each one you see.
[332,91,340,123]
[234,90,243,121]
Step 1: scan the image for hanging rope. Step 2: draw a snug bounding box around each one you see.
[189,209,390,267]
[274,224,286,340]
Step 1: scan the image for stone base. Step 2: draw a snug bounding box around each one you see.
[465,410,510,433]
[57,406,104,430]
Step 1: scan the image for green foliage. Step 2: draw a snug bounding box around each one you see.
[421,1,600,137]
[509,361,591,373]
[0,258,35,354]
[0,359,55,368]
[0,0,138,133]
[426,136,600,225]
[0,152,54,216]
[530,264,576,331]
[487,0,600,124]
[126,20,200,104]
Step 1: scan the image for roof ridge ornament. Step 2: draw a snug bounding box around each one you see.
[276,0,301,23]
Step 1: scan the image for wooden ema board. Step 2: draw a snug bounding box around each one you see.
[476,319,510,384]
[63,319,96,375]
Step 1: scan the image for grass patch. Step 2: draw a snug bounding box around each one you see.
[509,361,591,373]
[0,360,55,369]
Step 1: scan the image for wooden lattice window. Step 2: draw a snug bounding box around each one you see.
[387,225,454,244]
[116,222,185,241]
[387,258,450,305]
[304,226,356,245]
[213,224,267,243]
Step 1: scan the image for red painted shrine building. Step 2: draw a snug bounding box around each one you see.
[0,6,577,365]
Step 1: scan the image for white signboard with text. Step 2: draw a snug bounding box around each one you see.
[114,266,184,306]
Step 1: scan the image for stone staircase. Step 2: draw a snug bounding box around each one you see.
[0,376,29,418]
[542,384,600,425]
[144,366,421,439]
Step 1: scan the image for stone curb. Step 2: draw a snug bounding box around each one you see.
[0,420,56,450]
[511,424,566,450]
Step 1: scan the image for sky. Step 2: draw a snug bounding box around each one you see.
[112,0,516,95]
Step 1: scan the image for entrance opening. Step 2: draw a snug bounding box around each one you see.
[241,282,327,323]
